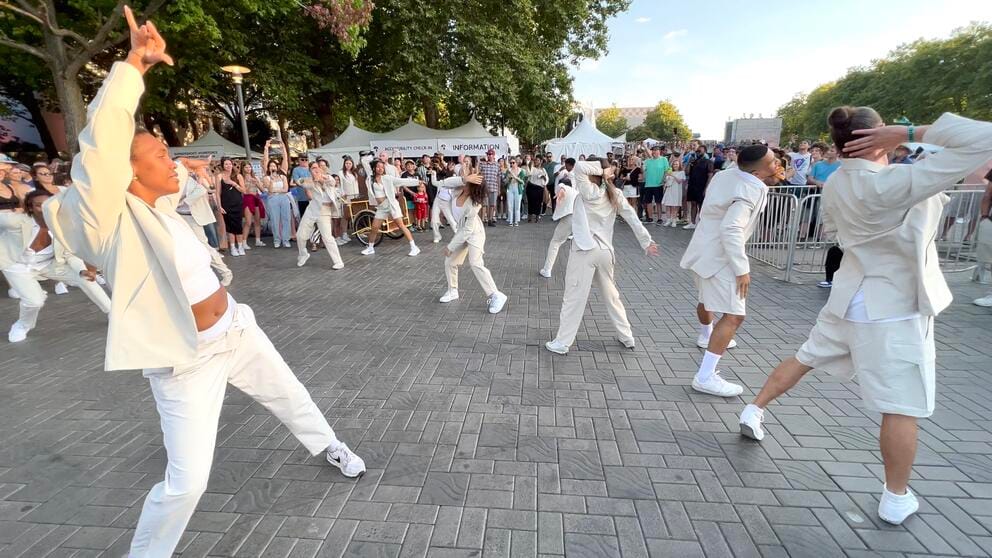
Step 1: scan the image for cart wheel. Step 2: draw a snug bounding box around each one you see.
[353,210,382,247]
[386,227,404,240]
[309,228,322,252]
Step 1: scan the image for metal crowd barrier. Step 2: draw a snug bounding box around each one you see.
[746,185,987,283]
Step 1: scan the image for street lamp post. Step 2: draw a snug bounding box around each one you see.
[221,65,253,163]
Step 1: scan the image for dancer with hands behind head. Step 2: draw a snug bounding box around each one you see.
[44,9,366,555]
[738,106,992,526]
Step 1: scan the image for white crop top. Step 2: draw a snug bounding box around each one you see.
[161,213,220,305]
[371,180,386,200]
[452,198,466,225]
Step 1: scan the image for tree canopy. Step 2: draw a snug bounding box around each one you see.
[627,100,691,143]
[596,106,628,138]
[777,24,992,141]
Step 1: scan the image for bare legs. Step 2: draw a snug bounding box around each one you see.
[698,304,745,356]
[880,414,917,494]
[751,357,812,408]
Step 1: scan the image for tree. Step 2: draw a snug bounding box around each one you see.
[626,100,691,143]
[776,24,992,141]
[596,105,628,138]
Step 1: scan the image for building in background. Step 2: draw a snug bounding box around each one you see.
[724,116,782,147]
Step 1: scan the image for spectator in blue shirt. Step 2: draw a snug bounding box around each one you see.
[290,155,312,217]
[808,145,841,188]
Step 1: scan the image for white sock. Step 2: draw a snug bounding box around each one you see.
[699,322,713,339]
[695,351,721,383]
[410,241,417,247]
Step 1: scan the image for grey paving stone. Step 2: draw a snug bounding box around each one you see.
[2,224,991,557]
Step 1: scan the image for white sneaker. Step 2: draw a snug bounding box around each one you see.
[229,246,240,257]
[618,337,635,349]
[255,239,266,247]
[539,268,552,278]
[683,223,696,230]
[335,237,347,245]
[433,236,441,243]
[696,335,737,349]
[274,242,281,248]
[54,282,69,295]
[361,246,375,256]
[326,443,366,478]
[284,241,293,249]
[408,245,421,257]
[692,372,744,397]
[243,242,252,251]
[817,281,832,288]
[8,321,30,343]
[487,291,507,314]
[7,288,19,300]
[439,289,459,303]
[973,295,992,307]
[544,340,569,355]
[878,486,919,525]
[297,253,310,267]
[739,404,765,441]
[332,262,344,270]
[341,233,351,243]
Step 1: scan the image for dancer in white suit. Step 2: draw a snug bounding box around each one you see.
[2,189,111,342]
[679,145,777,397]
[540,158,576,278]
[439,173,508,313]
[42,11,365,555]
[296,161,345,269]
[360,154,421,256]
[738,107,992,526]
[544,158,658,355]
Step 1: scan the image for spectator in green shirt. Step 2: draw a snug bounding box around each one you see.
[641,145,671,223]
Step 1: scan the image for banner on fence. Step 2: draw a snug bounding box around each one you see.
[370,139,439,158]
[437,138,510,157]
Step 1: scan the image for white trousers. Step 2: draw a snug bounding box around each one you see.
[506,187,523,225]
[445,243,497,297]
[552,245,633,347]
[130,303,339,557]
[542,215,573,273]
[432,197,457,242]
[181,215,232,280]
[3,263,110,330]
[296,210,343,266]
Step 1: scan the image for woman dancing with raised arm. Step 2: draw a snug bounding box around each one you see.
[359,153,423,256]
[296,160,345,269]
[43,10,365,555]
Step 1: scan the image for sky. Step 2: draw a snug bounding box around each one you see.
[571,0,992,139]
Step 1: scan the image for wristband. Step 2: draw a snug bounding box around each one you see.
[908,125,915,142]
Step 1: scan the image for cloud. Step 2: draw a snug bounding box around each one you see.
[663,29,688,40]
[635,16,651,24]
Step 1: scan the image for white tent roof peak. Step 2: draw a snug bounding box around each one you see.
[169,128,263,159]
[313,120,379,151]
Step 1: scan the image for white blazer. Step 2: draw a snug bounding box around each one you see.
[302,178,344,217]
[45,62,201,371]
[179,171,216,226]
[679,169,768,278]
[570,161,653,254]
[1,211,90,277]
[447,195,486,252]
[361,155,418,213]
[822,112,992,320]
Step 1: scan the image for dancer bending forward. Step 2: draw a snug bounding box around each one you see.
[544,159,658,355]
[44,11,365,555]
[3,190,110,342]
[439,173,508,314]
[679,145,777,397]
[738,107,992,526]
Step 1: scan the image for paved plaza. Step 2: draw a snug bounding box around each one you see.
[1,220,992,558]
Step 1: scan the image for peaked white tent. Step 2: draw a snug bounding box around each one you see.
[308,118,380,171]
[545,119,616,160]
[613,133,627,143]
[169,128,262,160]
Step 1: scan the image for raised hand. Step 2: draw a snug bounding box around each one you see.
[463,173,483,185]
[124,5,174,75]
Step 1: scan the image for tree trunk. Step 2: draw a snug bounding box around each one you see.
[316,99,337,143]
[423,98,439,129]
[277,116,290,155]
[153,114,181,146]
[21,92,60,159]
[46,47,86,155]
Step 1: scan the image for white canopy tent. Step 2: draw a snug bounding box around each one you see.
[169,128,262,160]
[307,119,380,171]
[613,133,627,143]
[545,119,616,160]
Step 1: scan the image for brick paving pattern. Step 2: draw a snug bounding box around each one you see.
[1,220,991,557]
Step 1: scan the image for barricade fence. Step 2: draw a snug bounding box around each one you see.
[746,185,987,283]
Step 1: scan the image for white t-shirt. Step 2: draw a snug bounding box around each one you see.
[844,289,921,323]
[788,152,812,186]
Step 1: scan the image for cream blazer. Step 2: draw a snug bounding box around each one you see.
[570,161,653,254]
[45,62,200,371]
[446,195,486,252]
[180,172,216,226]
[360,155,418,214]
[679,169,768,278]
[302,178,344,217]
[1,211,88,276]
[822,112,992,320]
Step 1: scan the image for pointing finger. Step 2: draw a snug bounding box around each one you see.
[123,5,139,33]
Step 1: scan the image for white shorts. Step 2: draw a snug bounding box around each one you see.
[695,266,745,316]
[622,185,637,198]
[795,308,935,417]
[374,203,400,221]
